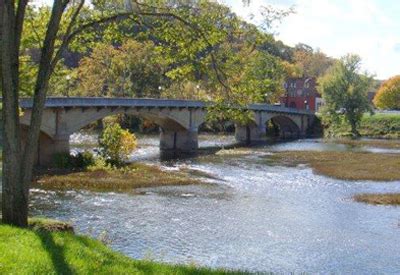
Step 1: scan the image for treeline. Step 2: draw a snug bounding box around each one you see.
[17,0,398,137]
[20,0,334,105]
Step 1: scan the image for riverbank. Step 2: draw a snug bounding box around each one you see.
[330,113,400,138]
[359,113,400,138]
[269,151,400,181]
[332,138,400,149]
[33,163,206,192]
[0,221,248,274]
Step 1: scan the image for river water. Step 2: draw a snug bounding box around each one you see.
[26,135,400,273]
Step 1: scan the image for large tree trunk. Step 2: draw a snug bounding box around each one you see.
[1,0,67,227]
[1,0,27,227]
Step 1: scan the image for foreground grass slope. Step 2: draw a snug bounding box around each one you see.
[0,224,248,275]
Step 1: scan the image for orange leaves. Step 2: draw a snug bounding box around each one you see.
[373,75,400,110]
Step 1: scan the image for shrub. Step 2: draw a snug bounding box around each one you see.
[74,151,95,168]
[98,123,137,166]
[53,152,72,169]
[53,151,95,169]
[87,156,113,172]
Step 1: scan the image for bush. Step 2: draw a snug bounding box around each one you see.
[53,151,95,169]
[74,151,95,168]
[53,153,72,169]
[99,123,137,166]
[87,156,113,172]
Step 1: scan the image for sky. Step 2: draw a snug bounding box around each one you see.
[223,0,400,80]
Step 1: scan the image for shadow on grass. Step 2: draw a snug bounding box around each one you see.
[36,231,74,275]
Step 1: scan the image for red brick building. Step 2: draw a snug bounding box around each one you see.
[281,77,324,112]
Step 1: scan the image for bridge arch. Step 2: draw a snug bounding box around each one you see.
[21,106,204,165]
[64,108,189,137]
[20,114,55,138]
[266,115,301,139]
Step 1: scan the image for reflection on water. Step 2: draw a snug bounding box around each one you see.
[19,136,400,272]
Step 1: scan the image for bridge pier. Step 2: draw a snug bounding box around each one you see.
[235,124,265,145]
[159,128,198,158]
[37,134,70,166]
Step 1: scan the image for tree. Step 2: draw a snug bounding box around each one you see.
[293,44,334,78]
[318,54,373,137]
[228,50,286,104]
[1,0,73,227]
[75,39,166,97]
[373,75,400,110]
[1,0,290,227]
[0,0,219,227]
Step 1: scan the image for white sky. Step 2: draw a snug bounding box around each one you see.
[224,0,400,80]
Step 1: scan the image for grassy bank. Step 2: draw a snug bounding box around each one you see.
[0,222,248,274]
[359,113,400,138]
[332,138,400,149]
[269,151,400,181]
[353,193,400,205]
[324,113,400,138]
[34,163,205,192]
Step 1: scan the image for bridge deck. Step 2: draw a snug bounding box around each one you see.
[19,97,314,116]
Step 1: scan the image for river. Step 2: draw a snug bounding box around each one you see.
[22,135,400,273]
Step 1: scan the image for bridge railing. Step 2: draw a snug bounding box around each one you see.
[17,97,315,116]
[19,97,207,109]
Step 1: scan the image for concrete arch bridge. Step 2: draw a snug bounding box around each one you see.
[19,97,315,165]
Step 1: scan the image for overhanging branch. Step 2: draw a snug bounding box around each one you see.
[51,5,231,91]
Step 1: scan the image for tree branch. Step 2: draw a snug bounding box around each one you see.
[27,8,44,49]
[138,11,230,91]
[15,0,29,51]
[51,0,85,70]
[52,6,231,91]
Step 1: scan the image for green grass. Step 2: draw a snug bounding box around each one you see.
[323,113,400,138]
[359,113,400,138]
[0,223,251,275]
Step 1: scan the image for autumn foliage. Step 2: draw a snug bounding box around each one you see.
[373,75,400,110]
[99,124,137,166]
